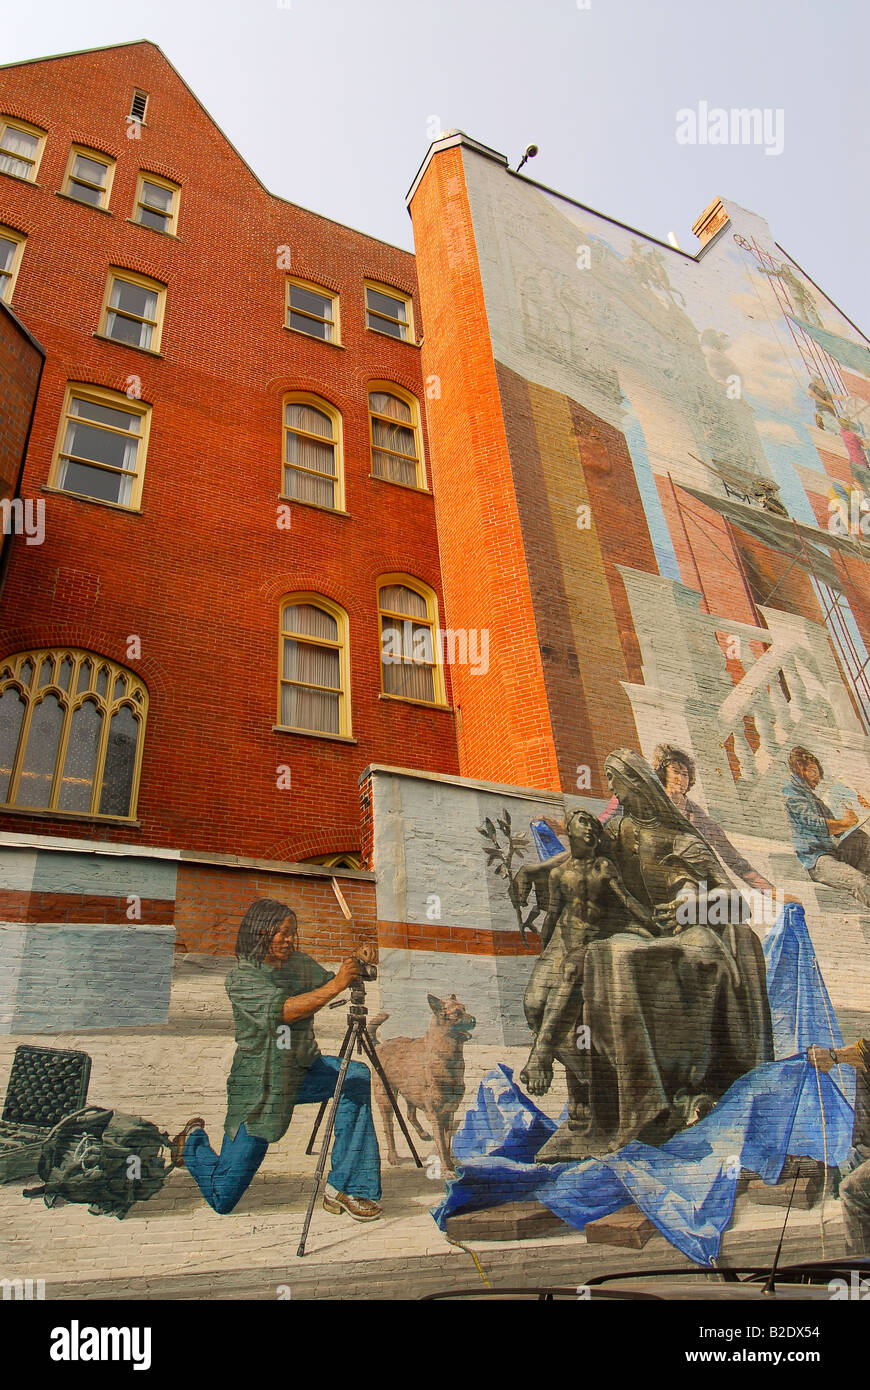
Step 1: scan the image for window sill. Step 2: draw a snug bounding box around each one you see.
[282,325,345,349]
[272,725,357,744]
[41,485,142,516]
[378,693,453,713]
[55,190,113,215]
[278,495,350,518]
[0,804,140,828]
[125,218,180,240]
[368,474,431,496]
[365,325,421,349]
[92,332,163,359]
[0,171,39,187]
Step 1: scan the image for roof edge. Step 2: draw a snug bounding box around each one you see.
[405,130,509,208]
[0,298,46,357]
[0,39,415,259]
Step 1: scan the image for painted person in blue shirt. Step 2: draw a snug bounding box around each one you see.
[782,746,870,909]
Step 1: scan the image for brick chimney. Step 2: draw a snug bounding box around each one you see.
[692,196,729,246]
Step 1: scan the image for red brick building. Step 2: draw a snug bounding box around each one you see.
[0,298,43,558]
[0,40,459,872]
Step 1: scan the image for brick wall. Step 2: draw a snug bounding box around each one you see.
[174,859,376,958]
[408,145,559,792]
[0,42,459,862]
[0,300,43,508]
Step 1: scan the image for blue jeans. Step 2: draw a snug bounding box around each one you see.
[184,1056,381,1214]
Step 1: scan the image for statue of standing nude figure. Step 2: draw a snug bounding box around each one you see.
[519,809,655,1106]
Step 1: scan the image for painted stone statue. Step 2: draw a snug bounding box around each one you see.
[520,809,654,1099]
[524,749,774,1163]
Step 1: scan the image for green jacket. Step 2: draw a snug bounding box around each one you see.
[224,954,335,1143]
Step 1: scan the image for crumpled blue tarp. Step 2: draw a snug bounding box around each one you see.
[433,904,856,1265]
[764,902,846,1058]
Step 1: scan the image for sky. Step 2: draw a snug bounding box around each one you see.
[3,0,869,330]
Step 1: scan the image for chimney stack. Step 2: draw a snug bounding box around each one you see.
[692,196,729,246]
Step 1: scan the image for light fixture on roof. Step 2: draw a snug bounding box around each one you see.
[516,144,539,173]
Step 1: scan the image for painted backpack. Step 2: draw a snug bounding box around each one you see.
[23,1105,171,1218]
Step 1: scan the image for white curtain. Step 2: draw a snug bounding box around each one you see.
[282,604,341,732]
[370,393,417,485]
[108,280,157,349]
[380,586,435,701]
[61,404,139,507]
[285,404,336,506]
[0,127,37,177]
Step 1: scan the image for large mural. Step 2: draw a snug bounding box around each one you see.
[3,148,870,1301]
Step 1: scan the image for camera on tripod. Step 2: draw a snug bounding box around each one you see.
[353,945,377,983]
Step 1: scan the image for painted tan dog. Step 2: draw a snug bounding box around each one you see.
[369,994,476,1175]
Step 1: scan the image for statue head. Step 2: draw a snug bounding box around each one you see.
[565,808,605,857]
[604,748,692,830]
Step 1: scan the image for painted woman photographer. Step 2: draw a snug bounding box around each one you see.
[171,898,382,1221]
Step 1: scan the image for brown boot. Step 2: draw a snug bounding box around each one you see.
[322,1190,382,1221]
[169,1118,205,1168]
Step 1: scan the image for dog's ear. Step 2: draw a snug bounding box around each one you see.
[427,993,443,1015]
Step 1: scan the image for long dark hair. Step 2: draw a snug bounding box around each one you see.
[234,899,297,963]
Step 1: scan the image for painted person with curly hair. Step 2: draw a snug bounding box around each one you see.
[651,743,775,896]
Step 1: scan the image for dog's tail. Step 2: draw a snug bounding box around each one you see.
[369,1011,389,1043]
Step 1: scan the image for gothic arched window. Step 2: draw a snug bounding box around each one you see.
[0,649,148,819]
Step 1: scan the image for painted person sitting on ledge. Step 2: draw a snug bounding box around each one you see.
[783,746,870,910]
[170,898,382,1221]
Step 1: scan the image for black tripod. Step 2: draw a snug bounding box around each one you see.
[296,978,422,1257]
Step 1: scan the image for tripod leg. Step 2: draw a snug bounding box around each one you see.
[359,1027,423,1168]
[305,1021,353,1156]
[297,1046,355,1258]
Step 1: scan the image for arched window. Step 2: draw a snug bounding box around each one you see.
[0,116,46,183]
[0,649,148,819]
[279,596,350,737]
[378,577,445,705]
[368,385,425,490]
[302,853,361,869]
[282,395,344,511]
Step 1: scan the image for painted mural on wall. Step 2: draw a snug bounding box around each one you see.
[4,161,870,1298]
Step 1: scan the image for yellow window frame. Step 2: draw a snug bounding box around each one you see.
[377,573,446,706]
[49,381,152,512]
[281,392,345,512]
[61,144,116,209]
[0,116,46,183]
[100,267,167,354]
[133,170,180,236]
[368,381,426,490]
[0,648,148,820]
[0,226,26,303]
[278,593,351,738]
[285,276,340,344]
[364,280,414,342]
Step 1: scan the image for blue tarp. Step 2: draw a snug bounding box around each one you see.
[764,903,844,1056]
[432,904,856,1264]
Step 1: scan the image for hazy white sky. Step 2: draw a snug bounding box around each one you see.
[4,0,869,328]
